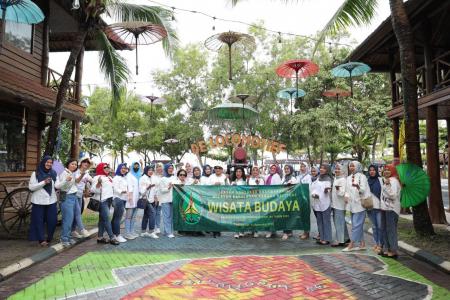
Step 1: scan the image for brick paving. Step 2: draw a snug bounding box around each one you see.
[0,210,449,300]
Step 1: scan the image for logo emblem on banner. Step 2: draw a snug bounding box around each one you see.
[181,193,201,225]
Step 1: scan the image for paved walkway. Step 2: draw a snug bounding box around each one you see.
[0,211,449,300]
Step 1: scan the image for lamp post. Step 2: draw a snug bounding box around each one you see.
[81,135,103,159]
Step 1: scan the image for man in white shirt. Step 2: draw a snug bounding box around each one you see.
[209,166,229,185]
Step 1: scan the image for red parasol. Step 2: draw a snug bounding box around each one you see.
[276,59,319,105]
[322,88,351,113]
[105,22,167,75]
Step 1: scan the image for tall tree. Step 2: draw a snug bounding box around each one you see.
[44,1,177,156]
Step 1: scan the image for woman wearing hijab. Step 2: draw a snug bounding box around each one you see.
[28,156,58,246]
[297,162,312,240]
[265,164,282,238]
[55,159,79,247]
[154,162,164,234]
[91,163,119,245]
[380,164,401,258]
[331,163,349,247]
[125,161,141,239]
[158,163,176,238]
[310,164,333,245]
[309,166,320,240]
[140,165,159,239]
[201,165,212,185]
[281,165,297,240]
[191,166,202,185]
[231,167,247,239]
[111,163,128,243]
[367,164,383,253]
[343,161,368,252]
[71,157,92,239]
[247,166,264,238]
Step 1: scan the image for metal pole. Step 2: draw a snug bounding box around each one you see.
[135,35,139,75]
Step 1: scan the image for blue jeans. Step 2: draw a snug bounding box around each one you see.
[367,209,383,245]
[60,193,77,242]
[315,207,332,242]
[161,202,173,235]
[125,207,138,234]
[71,196,85,232]
[111,198,125,236]
[142,202,156,231]
[98,198,114,239]
[351,211,366,243]
[333,208,349,243]
[155,204,162,229]
[28,202,57,242]
[381,210,399,252]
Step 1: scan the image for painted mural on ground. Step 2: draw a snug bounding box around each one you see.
[9,253,448,300]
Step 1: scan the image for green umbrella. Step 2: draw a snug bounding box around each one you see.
[208,102,259,122]
[395,163,430,208]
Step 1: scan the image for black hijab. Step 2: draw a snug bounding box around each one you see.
[367,164,382,199]
[36,156,57,196]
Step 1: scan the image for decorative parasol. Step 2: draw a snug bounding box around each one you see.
[276,59,318,108]
[164,138,179,144]
[331,62,371,96]
[228,94,257,121]
[205,31,255,80]
[0,0,44,51]
[51,160,64,176]
[322,88,351,113]
[395,163,430,208]
[105,22,167,75]
[277,88,306,115]
[208,102,258,123]
[142,95,167,117]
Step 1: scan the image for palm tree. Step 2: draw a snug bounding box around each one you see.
[44,1,178,156]
[231,0,434,236]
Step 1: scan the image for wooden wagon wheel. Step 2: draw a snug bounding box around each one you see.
[0,187,32,235]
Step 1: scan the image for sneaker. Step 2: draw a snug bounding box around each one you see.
[131,233,139,239]
[265,233,273,238]
[71,231,82,238]
[61,241,71,248]
[253,232,259,238]
[110,239,120,246]
[154,228,161,234]
[141,232,151,237]
[116,235,127,243]
[168,234,175,238]
[80,229,90,238]
[234,234,240,239]
[69,239,77,245]
[281,234,289,240]
[124,234,136,240]
[239,232,244,237]
[149,232,159,239]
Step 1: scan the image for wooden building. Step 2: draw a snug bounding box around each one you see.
[0,1,130,195]
[349,0,449,223]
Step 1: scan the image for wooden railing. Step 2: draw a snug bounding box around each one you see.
[392,51,450,106]
[46,68,79,104]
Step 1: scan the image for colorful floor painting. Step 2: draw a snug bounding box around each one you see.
[9,251,448,300]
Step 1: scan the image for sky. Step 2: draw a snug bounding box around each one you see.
[49,0,391,98]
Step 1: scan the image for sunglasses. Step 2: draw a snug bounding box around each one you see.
[104,166,110,169]
[179,174,187,177]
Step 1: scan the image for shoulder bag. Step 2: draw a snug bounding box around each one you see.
[359,176,374,209]
[87,181,101,212]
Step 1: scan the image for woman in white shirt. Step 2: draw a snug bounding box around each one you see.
[200,165,212,185]
[55,159,79,247]
[71,157,92,239]
[209,165,229,185]
[190,167,202,185]
[343,161,368,252]
[281,165,297,240]
[311,164,332,245]
[158,163,176,238]
[139,165,159,239]
[247,166,264,238]
[91,163,119,245]
[125,162,141,239]
[154,163,164,234]
[297,162,312,240]
[265,164,282,238]
[111,163,128,243]
[367,164,384,253]
[28,156,58,246]
[231,167,246,239]
[331,163,349,247]
[380,164,401,258]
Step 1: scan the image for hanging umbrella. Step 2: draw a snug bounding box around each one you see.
[395,163,430,208]
[205,31,255,80]
[322,88,351,113]
[142,95,166,117]
[331,62,371,96]
[0,0,44,51]
[208,102,258,123]
[228,94,257,121]
[276,59,318,107]
[105,22,167,75]
[52,160,64,176]
[277,88,306,115]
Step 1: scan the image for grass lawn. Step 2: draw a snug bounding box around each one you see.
[81,209,98,230]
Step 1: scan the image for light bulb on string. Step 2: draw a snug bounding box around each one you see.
[278,32,282,44]
[171,7,175,21]
[212,16,216,31]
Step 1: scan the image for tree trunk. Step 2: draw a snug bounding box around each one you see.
[120,149,124,163]
[389,0,434,235]
[371,134,378,162]
[44,29,88,156]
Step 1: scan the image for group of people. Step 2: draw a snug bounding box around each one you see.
[28,156,401,257]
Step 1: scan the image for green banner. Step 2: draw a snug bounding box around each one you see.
[173,184,310,232]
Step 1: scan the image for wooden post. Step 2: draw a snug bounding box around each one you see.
[447,118,450,213]
[40,0,50,86]
[393,118,400,158]
[70,47,84,159]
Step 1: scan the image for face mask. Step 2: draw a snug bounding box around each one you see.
[133,166,139,172]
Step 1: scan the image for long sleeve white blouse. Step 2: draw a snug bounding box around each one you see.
[344,173,368,213]
[112,175,128,200]
[331,177,347,210]
[158,175,177,204]
[139,175,158,203]
[29,172,57,205]
[90,175,114,201]
[55,169,78,194]
[380,177,401,215]
[310,179,331,212]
